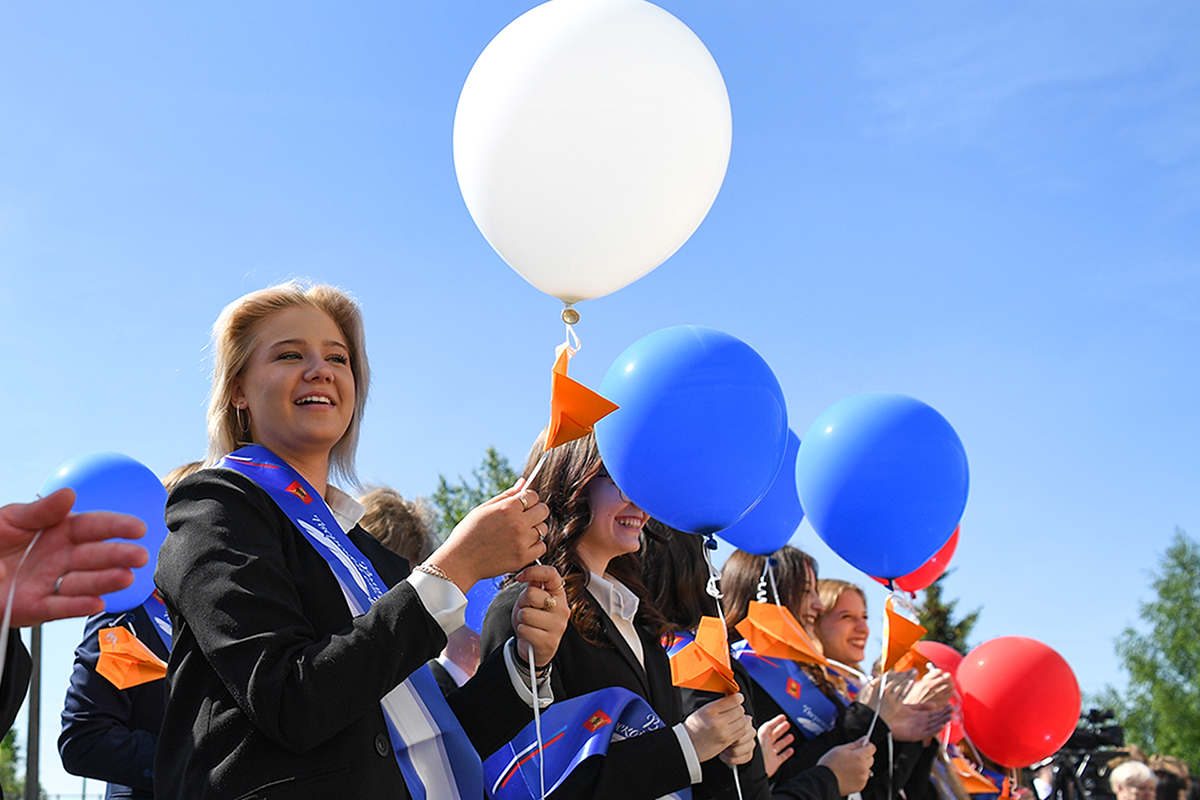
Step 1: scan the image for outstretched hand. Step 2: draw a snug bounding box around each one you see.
[0,488,148,627]
[758,713,794,777]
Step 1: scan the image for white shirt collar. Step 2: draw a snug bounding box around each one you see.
[325,485,365,533]
[586,571,640,623]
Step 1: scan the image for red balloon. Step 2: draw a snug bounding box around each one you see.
[958,637,1080,768]
[913,640,964,674]
[910,641,965,742]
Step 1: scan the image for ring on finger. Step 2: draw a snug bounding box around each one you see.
[517,493,529,512]
[542,595,557,611]
[53,575,65,596]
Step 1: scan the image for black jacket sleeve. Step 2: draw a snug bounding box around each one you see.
[58,608,168,797]
[0,632,31,736]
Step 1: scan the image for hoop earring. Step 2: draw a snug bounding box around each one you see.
[235,405,248,440]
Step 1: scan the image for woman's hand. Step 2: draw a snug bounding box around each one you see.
[719,713,758,766]
[817,738,877,795]
[904,667,955,707]
[510,565,569,667]
[860,669,916,724]
[888,702,954,741]
[428,479,549,592]
[757,714,794,777]
[683,693,754,763]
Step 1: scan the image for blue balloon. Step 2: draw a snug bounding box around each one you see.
[717,430,804,555]
[40,452,168,613]
[464,575,503,635]
[595,326,788,534]
[795,393,969,579]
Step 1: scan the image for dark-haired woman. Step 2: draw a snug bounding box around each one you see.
[481,433,755,799]
[642,525,874,800]
[722,549,949,800]
[154,282,570,799]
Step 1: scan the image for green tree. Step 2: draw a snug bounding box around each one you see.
[1,729,24,798]
[914,571,980,653]
[1104,528,1200,768]
[429,447,520,542]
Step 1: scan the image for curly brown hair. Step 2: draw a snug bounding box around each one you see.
[520,432,669,648]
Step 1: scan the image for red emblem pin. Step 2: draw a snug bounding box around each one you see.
[286,481,313,505]
[584,710,612,732]
[786,678,801,699]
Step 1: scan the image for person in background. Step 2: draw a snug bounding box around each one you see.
[723,549,951,800]
[58,461,203,800]
[356,484,478,694]
[0,489,147,743]
[1150,756,1190,800]
[357,485,437,566]
[1111,760,1158,800]
[641,521,874,800]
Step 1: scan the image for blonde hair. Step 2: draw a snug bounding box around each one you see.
[205,280,370,486]
[816,579,868,624]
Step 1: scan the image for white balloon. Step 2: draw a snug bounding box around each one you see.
[454,0,732,305]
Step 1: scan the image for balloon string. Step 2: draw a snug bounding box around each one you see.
[526,641,546,800]
[564,320,581,355]
[701,535,743,800]
[0,517,44,686]
[525,451,550,492]
[864,669,888,742]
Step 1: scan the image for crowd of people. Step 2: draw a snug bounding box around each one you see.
[0,280,1192,800]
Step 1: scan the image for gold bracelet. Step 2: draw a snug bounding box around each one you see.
[414,563,453,583]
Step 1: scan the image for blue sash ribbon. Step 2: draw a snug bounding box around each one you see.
[731,640,839,740]
[219,445,483,800]
[484,686,689,800]
[142,593,173,652]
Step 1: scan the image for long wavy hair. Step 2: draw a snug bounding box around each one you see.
[720,546,843,704]
[520,432,669,648]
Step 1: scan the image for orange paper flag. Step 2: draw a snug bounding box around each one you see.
[734,601,829,668]
[882,595,927,672]
[95,626,168,689]
[950,756,1001,794]
[670,616,739,695]
[544,346,619,451]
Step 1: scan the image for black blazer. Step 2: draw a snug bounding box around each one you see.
[482,582,693,800]
[154,469,532,800]
[59,602,171,799]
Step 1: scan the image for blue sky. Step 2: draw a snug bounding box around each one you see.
[3,1,1198,794]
